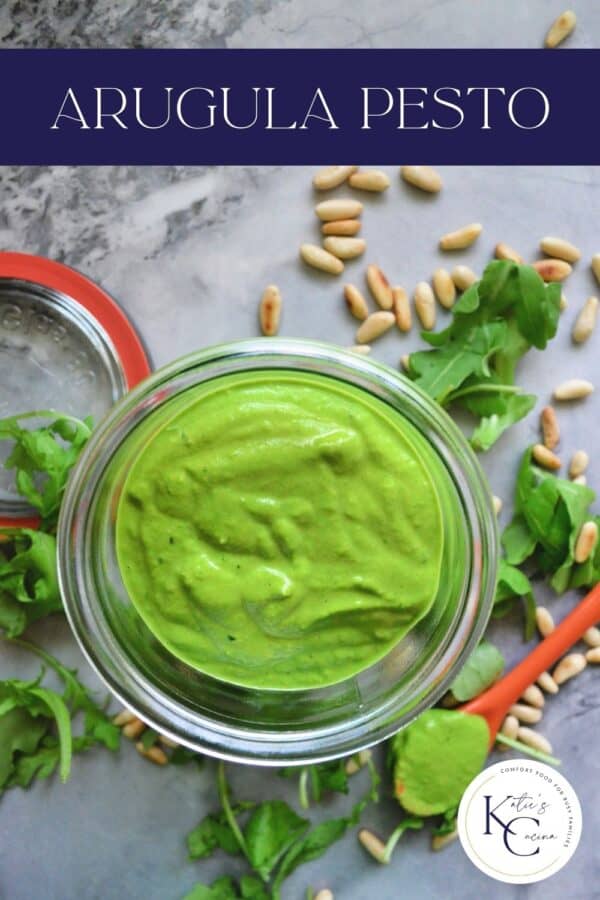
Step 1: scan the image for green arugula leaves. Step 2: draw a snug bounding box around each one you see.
[0,529,62,637]
[449,640,505,702]
[406,261,561,450]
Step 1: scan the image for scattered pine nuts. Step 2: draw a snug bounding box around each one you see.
[537,671,559,694]
[323,236,366,260]
[553,379,594,400]
[439,222,482,251]
[574,520,598,564]
[300,243,344,275]
[495,242,523,264]
[493,495,503,516]
[345,749,372,774]
[532,443,561,470]
[451,265,477,292]
[500,714,519,740]
[572,296,598,344]
[592,254,600,286]
[521,684,545,709]
[112,709,136,727]
[432,268,456,309]
[532,258,572,282]
[400,354,410,372]
[517,727,553,755]
[569,450,589,478]
[400,165,443,193]
[573,475,587,485]
[259,284,282,336]
[347,344,371,355]
[312,165,358,191]
[392,286,412,332]
[508,703,543,725]
[358,829,387,864]
[344,284,369,320]
[158,734,179,749]
[349,170,390,192]
[540,406,560,450]
[414,281,436,330]
[583,626,600,648]
[540,235,581,263]
[366,264,393,309]
[560,293,568,311]
[553,652,587,685]
[535,606,555,638]
[431,830,458,852]
[122,718,145,740]
[585,647,600,664]
[356,311,395,344]
[314,891,334,900]
[315,198,363,221]
[135,742,169,766]
[322,219,362,236]
[545,10,577,48]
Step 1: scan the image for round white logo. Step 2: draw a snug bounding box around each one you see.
[457,759,582,884]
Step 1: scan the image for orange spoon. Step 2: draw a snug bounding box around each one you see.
[461,582,600,746]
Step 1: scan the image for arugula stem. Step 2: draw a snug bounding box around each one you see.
[298,766,310,810]
[495,733,561,767]
[449,384,522,402]
[216,761,249,858]
[382,823,405,863]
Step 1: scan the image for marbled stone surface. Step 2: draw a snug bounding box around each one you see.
[1,3,599,900]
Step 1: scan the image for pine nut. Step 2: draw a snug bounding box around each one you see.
[592,254,600,286]
[537,671,559,694]
[358,829,387,864]
[495,242,523,264]
[583,626,600,648]
[431,830,458,851]
[509,703,543,725]
[521,684,545,708]
[123,718,145,740]
[135,742,169,765]
[392,286,412,332]
[358,749,372,765]
[560,293,568,311]
[345,756,361,775]
[451,265,477,292]
[440,223,482,251]
[517,727,553,755]
[569,450,589,478]
[347,344,371,355]
[349,170,390,192]
[500,714,519,740]
[322,219,362,236]
[300,243,344,275]
[553,652,587,685]
[573,474,587,485]
[432,268,456,309]
[314,891,334,900]
[540,406,559,450]
[112,709,135,727]
[356,311,395,344]
[400,165,443,193]
[366,264,393,309]
[400,354,410,372]
[545,10,577,48]
[574,521,598,563]
[315,198,363,221]
[493,495,503,516]
[414,282,436,330]
[345,748,372,774]
[540,236,581,263]
[572,296,598,343]
[312,165,358,191]
[158,734,179,748]
[532,259,572,282]
[323,236,366,260]
[344,284,369,320]
[585,647,600,664]
[259,285,282,336]
[553,379,594,400]
[532,444,561,470]
[535,606,555,638]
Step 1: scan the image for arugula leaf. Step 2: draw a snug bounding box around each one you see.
[0,529,62,636]
[279,759,349,808]
[245,801,309,881]
[406,262,561,450]
[188,804,256,861]
[449,641,504,702]
[0,411,93,528]
[493,559,536,640]
[182,875,270,900]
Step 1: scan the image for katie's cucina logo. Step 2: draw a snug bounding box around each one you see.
[457,760,582,884]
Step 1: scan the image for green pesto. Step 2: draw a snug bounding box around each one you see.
[115,371,445,690]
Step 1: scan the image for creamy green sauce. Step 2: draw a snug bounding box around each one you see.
[116,371,445,690]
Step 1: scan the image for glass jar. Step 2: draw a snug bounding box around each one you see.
[58,339,498,765]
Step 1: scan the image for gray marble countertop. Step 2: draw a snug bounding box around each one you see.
[1,3,600,900]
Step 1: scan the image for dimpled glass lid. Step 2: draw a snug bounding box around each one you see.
[0,258,151,519]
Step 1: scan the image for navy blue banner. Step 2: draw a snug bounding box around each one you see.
[0,49,593,164]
